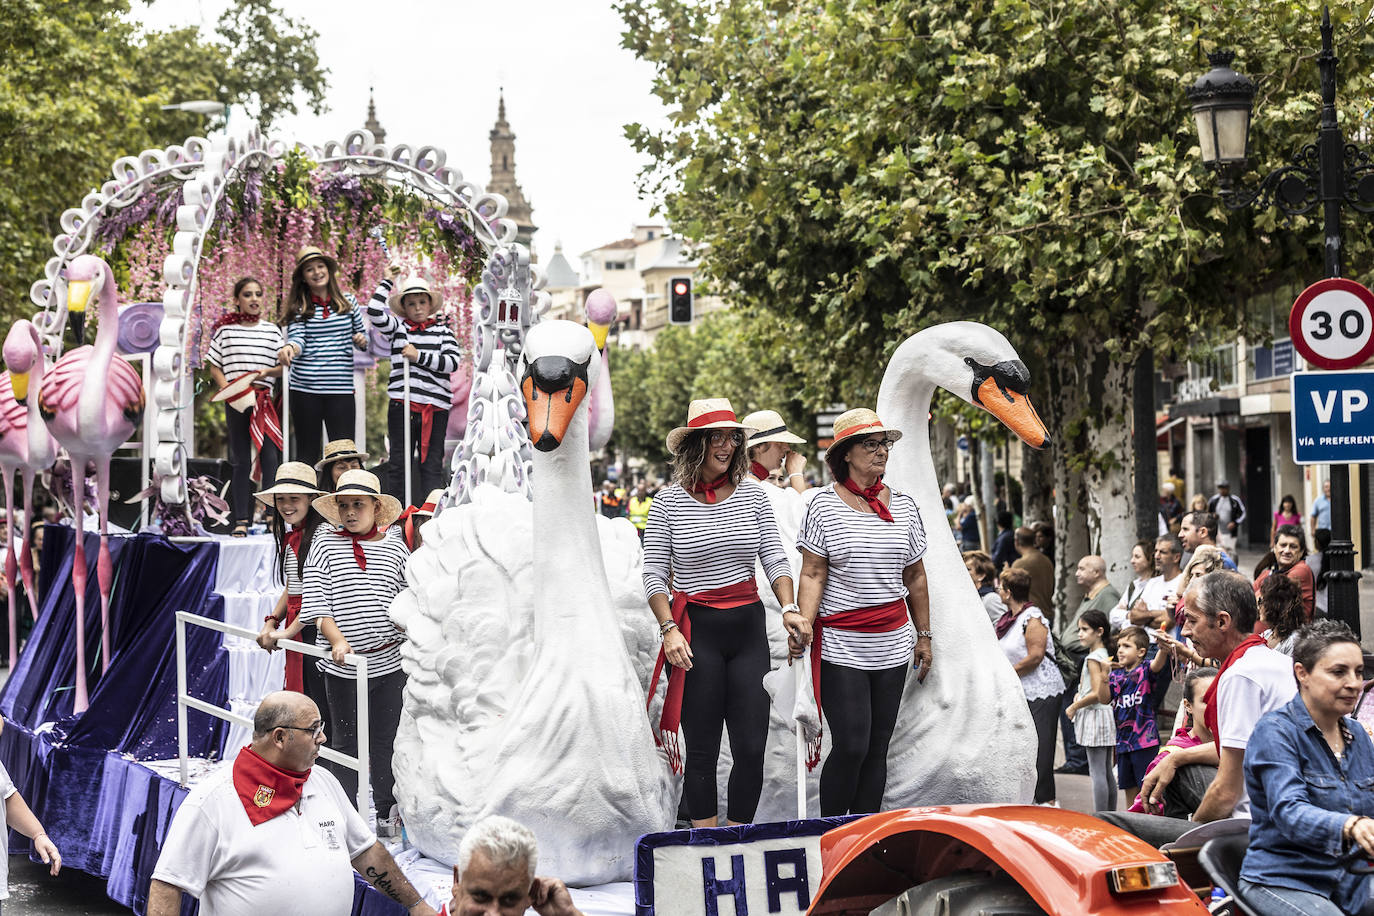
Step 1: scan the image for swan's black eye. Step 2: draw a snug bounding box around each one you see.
[966,357,1030,406]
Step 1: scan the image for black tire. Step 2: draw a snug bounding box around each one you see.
[877,871,1048,916]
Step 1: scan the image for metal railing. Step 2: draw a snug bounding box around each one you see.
[174,611,372,815]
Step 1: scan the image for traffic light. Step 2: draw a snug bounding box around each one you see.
[669,277,693,324]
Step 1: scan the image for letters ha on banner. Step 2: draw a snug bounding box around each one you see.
[635,818,860,916]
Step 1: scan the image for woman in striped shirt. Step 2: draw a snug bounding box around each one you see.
[276,246,368,468]
[644,398,804,827]
[300,469,410,837]
[367,264,461,499]
[792,408,931,816]
[206,277,285,535]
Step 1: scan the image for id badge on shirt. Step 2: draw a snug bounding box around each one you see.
[317,818,342,851]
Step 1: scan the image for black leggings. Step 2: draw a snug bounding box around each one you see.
[681,601,770,823]
[225,401,280,524]
[384,400,449,500]
[819,660,907,815]
[323,667,406,817]
[290,391,355,469]
[1027,694,1059,803]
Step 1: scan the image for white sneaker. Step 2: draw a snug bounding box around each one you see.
[377,812,403,839]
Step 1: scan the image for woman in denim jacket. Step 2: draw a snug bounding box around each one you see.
[1241,619,1374,915]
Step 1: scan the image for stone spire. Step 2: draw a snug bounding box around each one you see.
[487,90,536,249]
[364,87,386,143]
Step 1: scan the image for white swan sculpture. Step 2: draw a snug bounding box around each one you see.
[390,320,672,883]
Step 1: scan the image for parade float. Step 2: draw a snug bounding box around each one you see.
[0,116,1184,916]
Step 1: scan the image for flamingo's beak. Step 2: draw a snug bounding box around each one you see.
[976,376,1051,449]
[521,356,590,451]
[10,371,28,404]
[66,279,92,347]
[588,320,610,351]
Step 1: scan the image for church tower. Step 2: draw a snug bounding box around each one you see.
[487,91,537,250]
[364,87,386,143]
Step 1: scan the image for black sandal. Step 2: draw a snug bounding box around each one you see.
[231,522,249,538]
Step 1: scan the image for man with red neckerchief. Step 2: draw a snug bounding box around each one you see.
[148,691,437,916]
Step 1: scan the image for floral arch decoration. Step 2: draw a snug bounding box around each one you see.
[27,123,547,506]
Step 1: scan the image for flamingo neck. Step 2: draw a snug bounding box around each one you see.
[77,263,119,430]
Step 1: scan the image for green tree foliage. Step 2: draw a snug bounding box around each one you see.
[0,0,327,315]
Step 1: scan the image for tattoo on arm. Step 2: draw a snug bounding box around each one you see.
[365,865,404,903]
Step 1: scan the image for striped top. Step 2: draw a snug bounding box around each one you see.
[299,527,409,678]
[365,280,462,408]
[206,321,285,392]
[284,295,366,394]
[285,543,304,597]
[798,485,927,669]
[642,480,791,601]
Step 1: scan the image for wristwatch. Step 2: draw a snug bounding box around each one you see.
[781,603,801,616]
[915,629,934,639]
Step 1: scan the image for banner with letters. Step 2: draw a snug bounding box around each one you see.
[634,817,860,916]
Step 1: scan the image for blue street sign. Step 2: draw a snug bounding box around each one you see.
[1291,371,1374,465]
[956,435,969,452]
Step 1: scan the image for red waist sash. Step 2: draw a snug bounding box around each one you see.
[648,577,760,772]
[807,597,910,768]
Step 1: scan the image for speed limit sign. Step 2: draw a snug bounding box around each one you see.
[1289,278,1374,370]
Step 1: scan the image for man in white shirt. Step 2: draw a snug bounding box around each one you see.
[1120,536,1185,636]
[149,691,437,916]
[443,816,583,916]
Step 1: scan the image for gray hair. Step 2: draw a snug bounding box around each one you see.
[252,691,311,739]
[458,816,539,877]
[1189,570,1257,633]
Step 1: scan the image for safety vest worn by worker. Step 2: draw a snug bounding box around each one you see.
[628,496,653,531]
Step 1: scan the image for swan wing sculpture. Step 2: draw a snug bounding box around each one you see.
[876,321,1051,806]
[585,289,617,453]
[391,319,673,883]
[0,320,58,667]
[38,254,145,712]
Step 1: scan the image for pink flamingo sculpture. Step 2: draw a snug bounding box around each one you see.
[584,289,617,452]
[0,321,58,668]
[39,254,144,712]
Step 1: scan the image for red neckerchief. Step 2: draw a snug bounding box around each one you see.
[750,461,770,481]
[690,475,728,504]
[248,388,283,482]
[335,526,380,569]
[311,295,332,320]
[213,312,261,331]
[647,577,759,772]
[807,597,909,769]
[232,746,310,826]
[404,317,437,333]
[1203,634,1268,754]
[994,602,1034,640]
[285,525,303,559]
[842,476,893,522]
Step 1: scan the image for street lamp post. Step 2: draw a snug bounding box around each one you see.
[1187,6,1370,637]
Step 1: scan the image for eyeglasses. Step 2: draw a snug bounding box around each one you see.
[708,431,744,447]
[280,721,325,739]
[858,437,898,453]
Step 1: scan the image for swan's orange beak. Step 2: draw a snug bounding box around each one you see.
[522,356,590,451]
[977,376,1050,449]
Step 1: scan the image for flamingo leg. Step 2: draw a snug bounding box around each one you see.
[2,466,15,671]
[96,457,112,675]
[70,457,89,713]
[19,469,38,622]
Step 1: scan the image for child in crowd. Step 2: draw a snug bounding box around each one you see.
[1065,609,1116,811]
[300,470,410,837]
[254,464,327,708]
[367,263,461,501]
[1128,667,1218,816]
[1110,625,1171,804]
[206,277,284,536]
[394,489,442,552]
[276,247,368,468]
[315,439,368,492]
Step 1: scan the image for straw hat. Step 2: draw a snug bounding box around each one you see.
[665,398,749,453]
[292,246,338,285]
[211,372,263,413]
[830,408,903,449]
[312,469,403,528]
[388,275,444,318]
[254,462,323,506]
[315,439,369,472]
[742,409,805,447]
[415,489,444,516]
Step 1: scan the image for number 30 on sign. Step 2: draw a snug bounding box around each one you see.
[1289,278,1374,371]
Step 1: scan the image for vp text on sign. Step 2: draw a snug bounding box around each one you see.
[1290,371,1374,465]
[1289,278,1374,370]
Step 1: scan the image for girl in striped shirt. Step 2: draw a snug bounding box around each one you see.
[644,398,803,827]
[206,277,285,535]
[300,469,410,837]
[276,246,368,468]
[367,264,461,499]
[793,408,931,816]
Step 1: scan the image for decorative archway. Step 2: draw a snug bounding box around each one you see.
[27,123,551,507]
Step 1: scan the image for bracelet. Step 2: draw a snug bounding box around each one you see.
[659,621,678,638]
[264,615,280,625]
[788,472,804,479]
[915,629,934,639]
[781,603,800,616]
